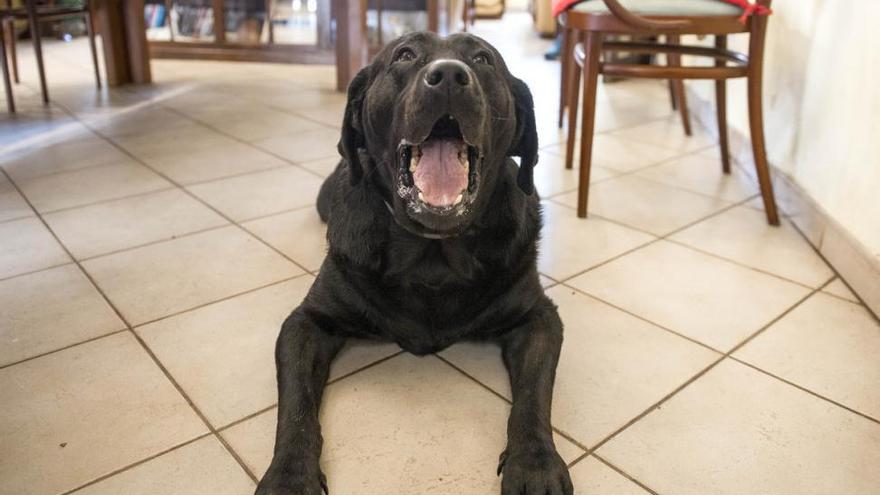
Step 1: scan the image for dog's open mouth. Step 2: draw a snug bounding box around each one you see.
[398,115,480,215]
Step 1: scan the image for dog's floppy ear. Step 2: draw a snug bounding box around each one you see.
[508,77,539,195]
[338,67,372,185]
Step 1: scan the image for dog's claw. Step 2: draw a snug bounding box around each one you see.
[319,472,329,495]
[497,450,509,476]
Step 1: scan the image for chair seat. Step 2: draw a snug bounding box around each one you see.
[571,0,743,17]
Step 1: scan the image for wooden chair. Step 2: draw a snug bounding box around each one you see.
[558,28,692,141]
[560,0,779,225]
[1,0,101,111]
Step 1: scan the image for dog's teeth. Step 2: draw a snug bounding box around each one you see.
[409,156,418,172]
[453,194,463,205]
[418,192,425,202]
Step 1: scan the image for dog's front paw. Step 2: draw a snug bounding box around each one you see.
[255,468,328,495]
[497,447,573,495]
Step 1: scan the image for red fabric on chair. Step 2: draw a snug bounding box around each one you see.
[551,0,772,23]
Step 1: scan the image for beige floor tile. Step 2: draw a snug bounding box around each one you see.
[0,265,124,366]
[0,333,207,495]
[113,124,235,161]
[553,175,732,236]
[295,106,345,128]
[205,109,324,142]
[299,157,340,178]
[610,116,717,152]
[83,226,302,325]
[0,173,32,222]
[534,152,618,197]
[0,217,70,279]
[440,285,718,447]
[138,276,400,427]
[1,136,133,182]
[17,162,172,213]
[735,293,880,419]
[143,142,289,185]
[569,457,650,495]
[543,134,686,173]
[91,107,195,137]
[223,355,583,493]
[188,166,324,222]
[538,201,655,281]
[822,277,860,302]
[568,241,810,351]
[44,189,227,260]
[70,436,254,495]
[599,359,880,495]
[635,152,758,202]
[243,207,327,272]
[252,127,340,163]
[671,206,834,287]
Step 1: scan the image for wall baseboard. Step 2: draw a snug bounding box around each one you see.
[686,88,880,318]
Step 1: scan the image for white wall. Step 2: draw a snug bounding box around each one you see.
[689,0,880,261]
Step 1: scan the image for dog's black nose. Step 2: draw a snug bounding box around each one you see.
[424,60,470,88]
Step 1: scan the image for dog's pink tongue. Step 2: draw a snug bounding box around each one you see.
[413,139,468,207]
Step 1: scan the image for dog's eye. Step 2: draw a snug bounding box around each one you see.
[394,48,417,63]
[472,52,492,65]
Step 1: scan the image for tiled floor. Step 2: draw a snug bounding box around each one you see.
[2,11,879,495]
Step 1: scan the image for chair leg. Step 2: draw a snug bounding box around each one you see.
[558,27,572,129]
[668,79,677,110]
[25,0,48,104]
[84,1,102,90]
[667,34,692,136]
[576,31,602,218]
[0,20,14,113]
[747,16,779,225]
[564,32,581,171]
[715,35,731,174]
[3,19,18,84]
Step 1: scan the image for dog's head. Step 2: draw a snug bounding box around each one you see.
[339,32,537,238]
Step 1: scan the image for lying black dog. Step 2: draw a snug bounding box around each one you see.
[257,32,573,495]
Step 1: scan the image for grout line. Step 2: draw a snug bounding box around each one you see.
[583,282,827,457]
[44,100,315,277]
[1,166,261,484]
[729,356,880,426]
[0,328,128,371]
[75,224,232,263]
[158,103,331,181]
[557,283,724,355]
[590,453,661,495]
[552,194,762,287]
[57,432,217,495]
[132,272,313,330]
[0,260,76,284]
[33,186,179,216]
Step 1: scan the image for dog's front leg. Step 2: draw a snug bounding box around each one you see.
[256,310,345,495]
[497,300,573,495]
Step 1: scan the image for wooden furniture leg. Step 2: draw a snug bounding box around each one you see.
[715,34,731,173]
[334,0,367,92]
[0,18,14,113]
[667,34,691,136]
[558,26,571,128]
[577,31,602,218]
[747,14,779,225]
[25,0,48,103]
[2,18,17,83]
[84,0,102,89]
[564,35,581,171]
[668,79,677,109]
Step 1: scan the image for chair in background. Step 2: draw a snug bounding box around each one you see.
[560,0,779,225]
[558,26,692,169]
[1,0,101,112]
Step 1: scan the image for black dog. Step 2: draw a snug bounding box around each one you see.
[257,32,573,495]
